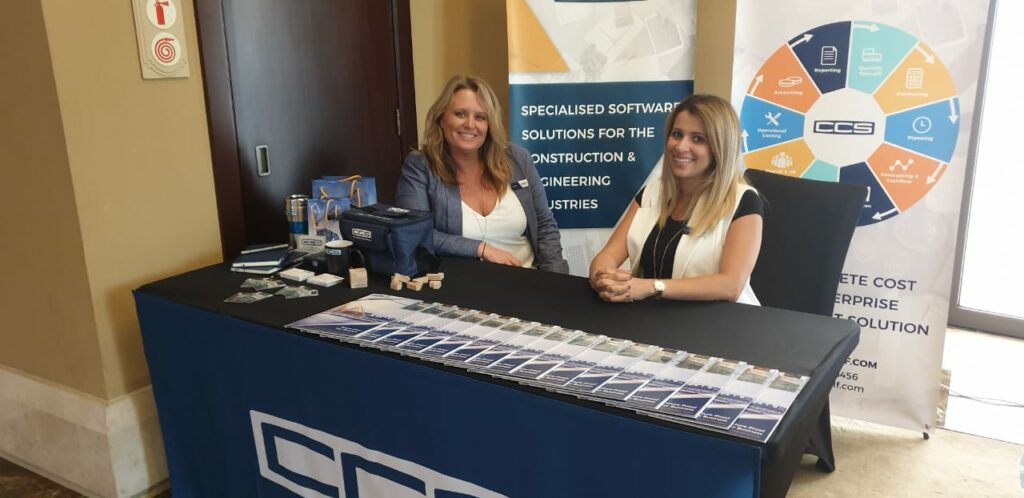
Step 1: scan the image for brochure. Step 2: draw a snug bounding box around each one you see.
[486,326,578,375]
[656,359,747,418]
[535,338,631,387]
[465,321,547,368]
[696,366,778,430]
[417,311,497,358]
[286,294,425,340]
[727,373,809,442]
[368,303,453,348]
[592,348,686,401]
[510,332,603,380]
[442,316,523,363]
[563,344,658,394]
[394,307,475,354]
[621,354,714,411]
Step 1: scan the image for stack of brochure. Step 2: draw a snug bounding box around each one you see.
[287,294,809,442]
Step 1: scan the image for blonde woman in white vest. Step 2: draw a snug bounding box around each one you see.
[589,94,762,304]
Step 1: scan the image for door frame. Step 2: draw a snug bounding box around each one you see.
[947,0,1024,340]
[193,0,419,258]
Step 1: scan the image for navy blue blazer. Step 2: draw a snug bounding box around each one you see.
[395,145,569,273]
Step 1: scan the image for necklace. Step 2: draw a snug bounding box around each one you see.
[651,219,690,278]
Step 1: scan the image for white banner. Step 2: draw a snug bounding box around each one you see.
[507,0,696,276]
[732,0,990,430]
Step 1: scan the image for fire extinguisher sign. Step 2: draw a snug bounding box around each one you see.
[131,0,190,79]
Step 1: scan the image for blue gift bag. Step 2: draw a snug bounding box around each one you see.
[307,197,351,242]
[311,175,377,207]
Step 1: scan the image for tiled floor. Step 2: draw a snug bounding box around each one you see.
[0,457,80,498]
[941,326,1024,445]
[0,457,169,498]
[0,327,1020,496]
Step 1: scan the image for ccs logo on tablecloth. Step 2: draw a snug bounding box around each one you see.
[251,410,505,498]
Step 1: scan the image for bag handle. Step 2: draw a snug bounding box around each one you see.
[318,175,364,207]
[311,199,340,229]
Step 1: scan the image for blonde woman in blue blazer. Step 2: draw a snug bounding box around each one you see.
[396,75,569,274]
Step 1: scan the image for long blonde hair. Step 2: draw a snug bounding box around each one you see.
[420,75,511,195]
[658,94,747,236]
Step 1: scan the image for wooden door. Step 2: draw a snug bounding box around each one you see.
[197,0,417,257]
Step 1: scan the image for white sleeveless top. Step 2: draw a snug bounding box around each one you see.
[461,188,535,268]
[625,179,760,305]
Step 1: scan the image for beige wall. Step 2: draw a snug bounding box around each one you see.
[410,0,510,143]
[0,0,106,397]
[694,0,737,98]
[38,0,223,399]
[0,0,221,401]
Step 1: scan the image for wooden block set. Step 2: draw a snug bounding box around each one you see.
[390,272,444,292]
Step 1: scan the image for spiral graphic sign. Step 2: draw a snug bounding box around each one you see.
[150,33,181,67]
[132,0,189,78]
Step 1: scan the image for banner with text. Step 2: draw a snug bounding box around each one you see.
[732,0,990,430]
[507,0,696,275]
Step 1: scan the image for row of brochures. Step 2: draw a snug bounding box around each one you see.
[287,294,809,443]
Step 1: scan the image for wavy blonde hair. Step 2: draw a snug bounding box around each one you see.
[658,94,748,236]
[420,75,511,195]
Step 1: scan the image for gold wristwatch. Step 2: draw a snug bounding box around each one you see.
[653,279,665,299]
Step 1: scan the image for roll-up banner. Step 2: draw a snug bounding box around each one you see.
[507,0,696,276]
[732,0,990,431]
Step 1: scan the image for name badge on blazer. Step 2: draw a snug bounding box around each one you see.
[511,179,529,190]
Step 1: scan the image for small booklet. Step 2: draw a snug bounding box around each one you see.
[656,359,747,418]
[442,316,523,363]
[286,294,424,340]
[621,353,713,411]
[562,343,658,394]
[534,338,632,387]
[485,326,577,375]
[510,332,603,380]
[696,366,778,430]
[465,321,547,368]
[231,246,291,268]
[591,348,686,401]
[727,373,809,442]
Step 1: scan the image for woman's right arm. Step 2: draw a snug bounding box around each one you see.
[396,153,520,264]
[589,200,639,299]
[397,153,476,258]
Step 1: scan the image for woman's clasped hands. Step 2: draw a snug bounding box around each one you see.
[590,268,649,303]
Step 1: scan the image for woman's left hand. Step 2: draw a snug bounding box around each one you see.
[593,269,633,302]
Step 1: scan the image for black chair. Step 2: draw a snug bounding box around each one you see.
[745,169,866,472]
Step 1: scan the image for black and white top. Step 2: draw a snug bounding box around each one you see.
[624,180,762,305]
[634,187,763,279]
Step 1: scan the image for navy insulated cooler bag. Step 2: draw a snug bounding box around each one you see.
[340,204,436,276]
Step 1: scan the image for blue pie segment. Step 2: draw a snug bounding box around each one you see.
[884,97,960,162]
[739,96,805,152]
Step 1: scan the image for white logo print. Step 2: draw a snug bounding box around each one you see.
[251,410,505,498]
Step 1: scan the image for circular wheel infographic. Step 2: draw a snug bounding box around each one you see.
[740,21,960,226]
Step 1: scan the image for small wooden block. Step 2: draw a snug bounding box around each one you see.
[426,272,445,281]
[428,280,442,290]
[389,279,404,291]
[349,268,368,289]
[407,280,424,291]
[392,273,411,283]
[413,276,429,285]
